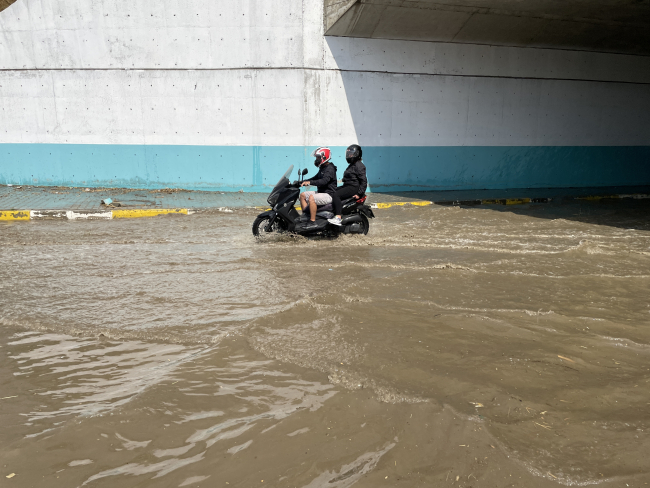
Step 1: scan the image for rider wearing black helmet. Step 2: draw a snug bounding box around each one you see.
[328,144,367,226]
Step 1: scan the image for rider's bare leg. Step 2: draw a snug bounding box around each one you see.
[300,193,308,212]
[308,195,317,222]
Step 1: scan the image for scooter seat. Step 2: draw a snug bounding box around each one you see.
[341,193,365,205]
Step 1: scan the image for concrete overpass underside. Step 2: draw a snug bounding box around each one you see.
[325,0,650,54]
[1,0,649,191]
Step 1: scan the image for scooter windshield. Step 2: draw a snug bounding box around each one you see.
[267,165,294,206]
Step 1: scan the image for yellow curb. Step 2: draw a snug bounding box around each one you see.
[0,210,30,221]
[374,201,432,209]
[506,198,531,205]
[256,201,434,211]
[481,198,531,205]
[259,205,304,211]
[112,208,188,219]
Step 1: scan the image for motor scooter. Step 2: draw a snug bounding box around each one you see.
[252,165,374,238]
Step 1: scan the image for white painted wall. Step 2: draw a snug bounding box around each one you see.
[0,0,321,69]
[1,0,649,148]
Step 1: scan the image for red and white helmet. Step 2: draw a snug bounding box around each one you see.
[311,147,331,166]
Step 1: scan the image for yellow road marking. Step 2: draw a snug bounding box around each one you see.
[481,198,531,205]
[0,210,30,221]
[374,201,431,209]
[111,208,188,219]
[505,198,531,205]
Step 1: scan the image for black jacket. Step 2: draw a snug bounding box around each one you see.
[306,163,337,195]
[341,160,367,195]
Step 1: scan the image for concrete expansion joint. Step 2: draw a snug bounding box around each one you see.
[2,66,649,85]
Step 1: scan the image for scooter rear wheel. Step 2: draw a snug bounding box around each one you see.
[360,214,370,235]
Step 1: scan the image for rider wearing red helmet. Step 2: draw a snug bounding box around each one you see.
[300,147,338,229]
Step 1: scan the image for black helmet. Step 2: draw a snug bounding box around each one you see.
[345,144,362,164]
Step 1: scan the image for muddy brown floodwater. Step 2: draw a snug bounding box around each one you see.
[1,200,650,488]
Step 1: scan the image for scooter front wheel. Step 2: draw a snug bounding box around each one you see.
[253,215,286,238]
[252,215,272,237]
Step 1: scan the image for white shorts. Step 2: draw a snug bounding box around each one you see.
[302,191,332,205]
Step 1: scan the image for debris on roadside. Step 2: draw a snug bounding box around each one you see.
[149,188,184,194]
[101,198,126,207]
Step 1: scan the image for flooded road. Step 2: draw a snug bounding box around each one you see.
[1,200,650,487]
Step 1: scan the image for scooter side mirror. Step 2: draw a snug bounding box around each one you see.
[302,168,308,176]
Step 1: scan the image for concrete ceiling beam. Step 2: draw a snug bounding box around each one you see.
[324,0,650,55]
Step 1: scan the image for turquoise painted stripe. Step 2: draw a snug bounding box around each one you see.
[1,144,649,191]
[365,146,650,191]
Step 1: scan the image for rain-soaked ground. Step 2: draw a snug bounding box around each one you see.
[1,199,650,488]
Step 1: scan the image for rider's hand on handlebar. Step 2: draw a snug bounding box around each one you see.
[353,195,359,199]
[301,181,310,187]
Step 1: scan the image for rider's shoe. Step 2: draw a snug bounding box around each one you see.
[328,216,342,226]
